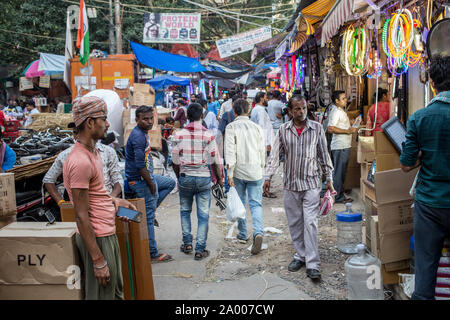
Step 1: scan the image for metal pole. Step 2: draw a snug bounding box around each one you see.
[115,0,122,54]
[109,0,116,54]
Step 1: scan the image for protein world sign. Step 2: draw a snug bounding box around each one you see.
[143,12,201,44]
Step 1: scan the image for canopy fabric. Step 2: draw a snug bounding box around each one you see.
[130,41,206,73]
[170,44,199,58]
[38,53,65,75]
[24,60,45,78]
[321,0,354,46]
[289,0,337,53]
[203,69,251,80]
[145,75,190,90]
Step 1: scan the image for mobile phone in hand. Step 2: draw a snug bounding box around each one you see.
[116,206,143,223]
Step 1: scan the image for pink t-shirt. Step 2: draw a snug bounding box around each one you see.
[63,142,116,237]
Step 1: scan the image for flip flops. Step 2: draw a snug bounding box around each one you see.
[180,244,193,254]
[263,191,277,198]
[151,253,173,263]
[194,250,210,261]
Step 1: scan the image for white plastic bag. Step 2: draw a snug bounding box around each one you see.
[225,187,246,222]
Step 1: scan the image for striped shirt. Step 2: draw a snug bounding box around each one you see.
[264,119,334,192]
[172,121,220,177]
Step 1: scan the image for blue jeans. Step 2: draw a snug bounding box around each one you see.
[153,174,176,207]
[129,179,159,258]
[178,175,211,253]
[234,177,264,240]
[412,201,450,300]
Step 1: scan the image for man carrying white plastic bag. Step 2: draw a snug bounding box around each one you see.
[225,98,266,255]
[225,187,246,222]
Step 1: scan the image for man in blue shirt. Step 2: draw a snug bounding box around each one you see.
[400,56,450,300]
[207,96,220,116]
[125,105,174,263]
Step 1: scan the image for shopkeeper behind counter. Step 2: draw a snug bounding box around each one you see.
[0,128,16,172]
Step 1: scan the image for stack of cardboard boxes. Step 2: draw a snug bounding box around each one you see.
[0,173,17,229]
[361,131,417,284]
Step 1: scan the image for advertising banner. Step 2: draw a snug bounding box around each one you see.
[143,12,201,44]
[216,27,272,59]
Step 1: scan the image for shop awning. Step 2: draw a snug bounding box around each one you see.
[289,0,337,53]
[145,75,190,90]
[320,0,354,47]
[130,41,206,73]
[38,53,65,75]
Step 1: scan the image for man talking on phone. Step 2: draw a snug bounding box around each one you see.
[63,96,136,300]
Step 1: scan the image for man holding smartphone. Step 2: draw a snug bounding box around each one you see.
[63,96,136,300]
[125,105,173,263]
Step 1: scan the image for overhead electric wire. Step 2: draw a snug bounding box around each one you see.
[0,28,108,45]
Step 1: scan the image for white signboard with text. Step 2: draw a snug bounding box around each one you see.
[216,27,272,59]
[143,12,201,44]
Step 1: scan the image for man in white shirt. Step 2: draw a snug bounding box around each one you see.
[251,92,274,157]
[267,90,285,135]
[24,99,40,127]
[327,91,357,203]
[218,92,234,120]
[225,98,266,255]
[198,98,218,137]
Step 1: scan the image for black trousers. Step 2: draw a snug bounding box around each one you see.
[331,148,350,202]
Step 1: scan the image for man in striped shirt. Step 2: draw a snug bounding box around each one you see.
[263,95,334,280]
[172,103,224,261]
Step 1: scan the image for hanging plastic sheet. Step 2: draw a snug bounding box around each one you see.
[130,41,206,73]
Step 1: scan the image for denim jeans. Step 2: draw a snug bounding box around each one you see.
[234,177,264,240]
[153,174,176,207]
[178,175,211,253]
[412,201,450,300]
[129,179,159,258]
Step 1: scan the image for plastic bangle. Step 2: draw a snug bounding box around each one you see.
[57,199,65,206]
[92,255,104,264]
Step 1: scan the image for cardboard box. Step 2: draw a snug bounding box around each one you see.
[0,173,17,217]
[372,200,414,234]
[381,265,410,285]
[374,131,400,172]
[373,168,418,205]
[379,230,413,264]
[0,222,82,300]
[149,125,162,151]
[129,84,155,107]
[364,197,375,241]
[360,178,365,200]
[384,259,410,272]
[357,136,375,163]
[360,162,372,182]
[0,215,16,229]
[363,179,376,202]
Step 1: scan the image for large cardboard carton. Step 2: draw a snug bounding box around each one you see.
[372,200,414,234]
[363,179,376,202]
[381,265,410,285]
[115,219,135,300]
[129,84,155,107]
[0,173,17,217]
[373,168,418,205]
[370,216,379,257]
[149,125,162,151]
[379,230,413,264]
[384,260,410,272]
[374,131,400,171]
[0,222,82,299]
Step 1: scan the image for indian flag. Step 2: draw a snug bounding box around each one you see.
[76,0,89,65]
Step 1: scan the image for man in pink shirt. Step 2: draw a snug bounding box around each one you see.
[64,96,136,300]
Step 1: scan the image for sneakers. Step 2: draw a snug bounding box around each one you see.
[237,235,250,244]
[251,234,263,255]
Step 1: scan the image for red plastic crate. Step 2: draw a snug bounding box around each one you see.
[4,120,21,132]
[2,130,20,144]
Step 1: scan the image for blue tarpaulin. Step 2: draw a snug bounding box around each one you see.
[145,75,190,90]
[130,41,206,73]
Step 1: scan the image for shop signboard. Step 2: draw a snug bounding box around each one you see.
[143,13,201,44]
[19,77,33,91]
[39,76,50,88]
[216,27,272,59]
[275,39,287,62]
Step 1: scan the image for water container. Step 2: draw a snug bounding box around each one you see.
[345,244,384,300]
[337,203,362,254]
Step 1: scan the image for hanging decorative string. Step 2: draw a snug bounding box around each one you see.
[296,55,305,87]
[341,24,370,76]
[215,80,219,99]
[284,62,289,92]
[291,55,297,91]
[367,29,382,79]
